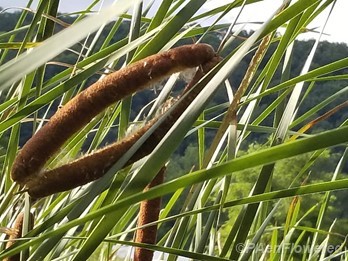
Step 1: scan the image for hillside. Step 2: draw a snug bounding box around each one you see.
[1,10,348,146]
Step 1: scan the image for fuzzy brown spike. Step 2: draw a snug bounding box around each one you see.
[134,166,165,261]
[12,44,215,185]
[5,212,34,261]
[25,55,221,198]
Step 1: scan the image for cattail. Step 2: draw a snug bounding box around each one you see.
[4,212,34,261]
[134,167,165,261]
[12,44,215,186]
[25,55,221,198]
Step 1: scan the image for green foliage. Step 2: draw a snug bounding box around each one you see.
[1,1,348,260]
[218,143,345,240]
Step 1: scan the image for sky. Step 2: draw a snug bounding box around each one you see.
[1,0,347,44]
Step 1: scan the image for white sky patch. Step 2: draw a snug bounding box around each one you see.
[202,0,347,44]
[1,0,347,43]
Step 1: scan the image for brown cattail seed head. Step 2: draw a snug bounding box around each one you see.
[134,167,165,261]
[25,55,221,198]
[11,44,215,186]
[5,212,34,261]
